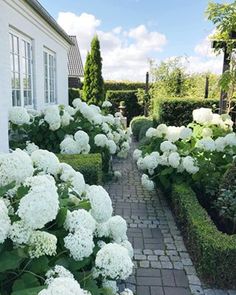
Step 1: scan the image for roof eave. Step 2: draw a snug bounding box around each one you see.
[25,0,74,45]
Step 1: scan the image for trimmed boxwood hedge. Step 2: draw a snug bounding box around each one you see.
[57,153,102,185]
[106,90,143,124]
[171,183,236,288]
[130,116,153,140]
[158,98,219,126]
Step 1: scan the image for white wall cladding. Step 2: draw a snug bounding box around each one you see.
[0,0,71,152]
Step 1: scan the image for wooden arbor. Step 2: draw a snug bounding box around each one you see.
[212,32,236,114]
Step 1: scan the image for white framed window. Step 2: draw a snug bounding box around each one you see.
[44,48,56,104]
[9,30,33,107]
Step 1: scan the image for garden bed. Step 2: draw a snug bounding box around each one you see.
[171,183,236,288]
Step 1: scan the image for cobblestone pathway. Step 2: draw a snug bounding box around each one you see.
[104,143,236,295]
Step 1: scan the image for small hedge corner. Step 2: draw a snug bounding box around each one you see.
[57,153,103,185]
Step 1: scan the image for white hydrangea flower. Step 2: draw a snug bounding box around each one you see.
[133,149,142,161]
[142,155,159,171]
[9,220,32,245]
[141,174,155,191]
[102,100,112,108]
[0,149,33,186]
[61,169,86,196]
[160,141,177,153]
[44,105,61,131]
[74,130,90,146]
[102,280,118,293]
[95,221,110,238]
[64,228,95,261]
[196,138,215,151]
[38,276,90,295]
[156,124,168,137]
[158,153,169,166]
[0,200,11,244]
[168,152,180,168]
[9,107,30,125]
[179,127,192,140]
[17,175,59,229]
[146,128,158,138]
[61,111,73,127]
[94,134,108,148]
[202,128,213,138]
[29,231,57,258]
[108,216,127,242]
[215,137,226,152]
[165,126,181,142]
[95,243,133,280]
[113,132,121,144]
[72,98,82,108]
[114,171,122,179]
[65,105,76,116]
[45,265,74,285]
[64,209,96,233]
[119,240,134,258]
[60,137,80,154]
[87,185,113,223]
[107,140,117,154]
[31,149,60,176]
[120,289,134,295]
[24,141,39,155]
[192,108,213,124]
[182,156,199,174]
[102,122,110,134]
[224,133,236,146]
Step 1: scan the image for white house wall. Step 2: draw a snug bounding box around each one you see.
[0,0,70,152]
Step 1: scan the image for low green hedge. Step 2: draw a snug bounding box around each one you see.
[158,98,219,126]
[171,183,236,288]
[104,81,146,93]
[130,116,152,140]
[57,153,102,185]
[106,90,143,124]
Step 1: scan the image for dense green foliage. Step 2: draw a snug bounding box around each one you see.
[138,120,153,142]
[171,183,236,288]
[104,81,146,93]
[106,90,143,123]
[82,36,104,105]
[130,116,153,140]
[157,98,219,126]
[57,153,103,185]
[68,88,82,106]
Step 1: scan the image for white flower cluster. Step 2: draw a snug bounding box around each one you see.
[29,231,57,258]
[102,100,112,108]
[196,133,236,152]
[24,141,39,155]
[94,134,117,155]
[95,243,133,280]
[193,108,233,130]
[44,105,73,131]
[146,124,192,143]
[0,149,33,186]
[60,131,90,154]
[141,174,155,191]
[0,200,11,244]
[31,149,60,176]
[9,107,31,125]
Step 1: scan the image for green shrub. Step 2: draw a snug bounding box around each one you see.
[171,183,236,288]
[130,116,151,140]
[68,88,81,106]
[106,90,143,124]
[57,153,102,185]
[157,98,220,126]
[104,81,146,93]
[138,120,153,141]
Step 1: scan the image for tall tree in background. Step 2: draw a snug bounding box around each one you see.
[82,52,92,101]
[83,35,104,105]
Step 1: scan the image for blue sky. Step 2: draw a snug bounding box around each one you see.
[40,0,229,81]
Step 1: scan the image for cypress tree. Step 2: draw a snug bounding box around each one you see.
[88,35,104,105]
[82,52,92,101]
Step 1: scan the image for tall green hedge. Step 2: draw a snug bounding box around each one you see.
[171,183,236,288]
[106,90,143,124]
[104,82,146,93]
[57,153,102,185]
[156,98,236,126]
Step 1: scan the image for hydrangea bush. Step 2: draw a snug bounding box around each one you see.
[9,99,131,172]
[0,149,134,295]
[134,108,236,197]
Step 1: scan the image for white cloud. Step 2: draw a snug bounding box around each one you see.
[57,12,167,81]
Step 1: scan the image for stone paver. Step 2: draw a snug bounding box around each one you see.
[104,142,234,295]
